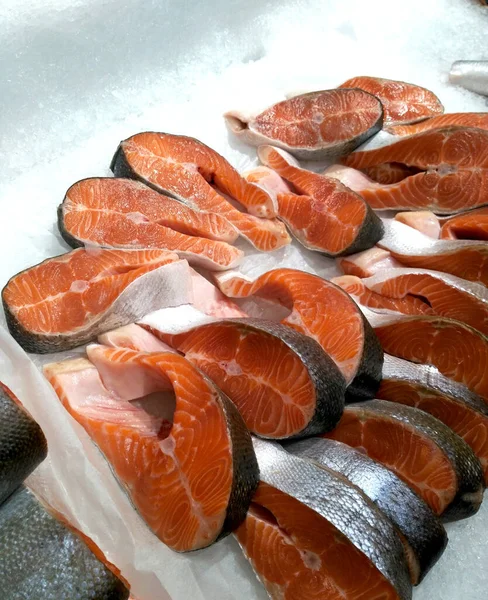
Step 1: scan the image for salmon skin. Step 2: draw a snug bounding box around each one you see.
[377,219,488,286]
[285,437,447,585]
[44,347,258,552]
[237,439,412,600]
[58,177,243,271]
[224,88,383,160]
[363,163,421,184]
[215,268,383,400]
[379,354,488,485]
[145,317,346,439]
[255,147,384,256]
[2,248,191,353]
[324,399,484,522]
[111,132,292,252]
[0,486,130,600]
[396,208,488,241]
[342,127,488,214]
[339,76,443,127]
[387,113,488,136]
[0,382,47,505]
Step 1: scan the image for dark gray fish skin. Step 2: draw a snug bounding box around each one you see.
[336,203,385,258]
[284,437,447,585]
[0,486,129,600]
[0,382,47,505]
[346,400,485,522]
[449,61,488,97]
[253,438,412,600]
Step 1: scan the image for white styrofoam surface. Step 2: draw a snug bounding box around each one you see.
[1,0,488,598]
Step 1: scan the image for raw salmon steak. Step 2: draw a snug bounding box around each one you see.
[146,318,346,439]
[378,219,488,286]
[2,248,192,353]
[396,208,488,241]
[111,132,292,251]
[254,147,384,256]
[387,113,488,136]
[324,399,484,521]
[342,128,488,214]
[363,163,421,184]
[339,76,444,127]
[237,439,412,600]
[378,354,488,484]
[286,436,447,585]
[44,346,259,552]
[215,268,383,400]
[225,88,383,160]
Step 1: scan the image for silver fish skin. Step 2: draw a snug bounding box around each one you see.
[252,437,412,600]
[0,486,129,600]
[0,382,47,504]
[283,436,447,585]
[450,61,488,97]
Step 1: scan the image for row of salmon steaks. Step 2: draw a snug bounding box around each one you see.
[2,75,488,600]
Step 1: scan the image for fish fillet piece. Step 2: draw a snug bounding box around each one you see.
[332,275,434,316]
[286,437,447,585]
[44,347,258,552]
[2,248,192,353]
[215,268,383,400]
[371,312,488,401]
[342,128,488,213]
[363,267,488,334]
[237,439,412,599]
[111,133,293,254]
[378,219,488,286]
[394,211,441,239]
[339,76,443,126]
[396,208,488,241]
[363,163,422,184]
[255,147,384,256]
[324,399,484,521]
[146,318,346,439]
[378,355,488,484]
[387,113,488,136]
[0,382,47,504]
[225,88,383,160]
[338,246,403,278]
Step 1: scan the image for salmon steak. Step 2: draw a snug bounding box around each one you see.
[339,76,443,126]
[2,248,194,353]
[144,317,346,439]
[324,399,484,521]
[286,437,447,585]
[215,268,383,400]
[362,163,421,185]
[378,354,488,485]
[224,88,383,160]
[44,346,259,552]
[378,219,488,286]
[396,208,488,241]
[254,147,384,256]
[387,113,488,136]
[237,439,412,600]
[58,177,243,271]
[111,132,292,251]
[332,275,435,316]
[342,128,488,214]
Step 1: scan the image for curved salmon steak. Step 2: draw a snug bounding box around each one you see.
[2,248,192,353]
[147,318,346,439]
[363,163,421,184]
[111,133,292,252]
[286,437,447,585]
[255,147,384,256]
[396,208,488,241]
[332,275,434,316]
[240,439,412,600]
[58,177,242,271]
[215,268,383,400]
[379,354,488,485]
[387,113,488,136]
[378,219,488,286]
[338,247,403,278]
[360,267,488,334]
[225,88,383,160]
[44,347,259,552]
[339,76,443,126]
[341,128,488,213]
[324,399,484,521]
